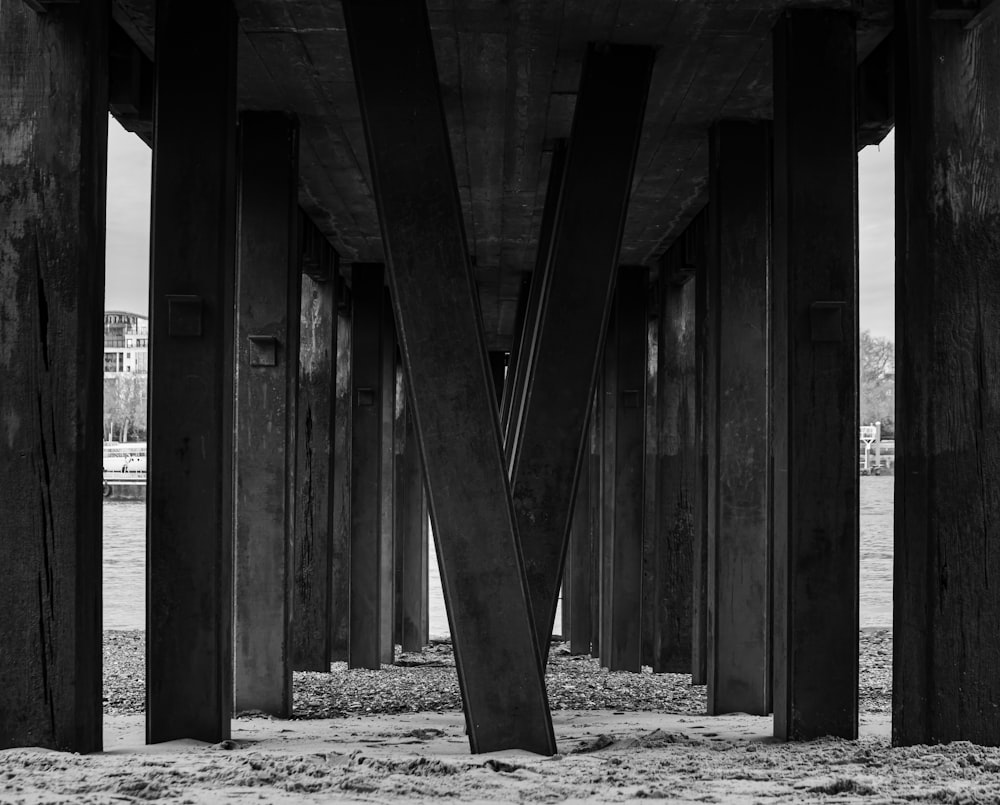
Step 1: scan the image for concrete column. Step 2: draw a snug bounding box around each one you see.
[147,0,238,744]
[598,309,617,668]
[607,267,649,673]
[349,263,385,670]
[691,214,711,685]
[566,448,593,655]
[706,120,771,716]
[652,241,697,674]
[396,379,429,653]
[344,0,555,754]
[894,0,1000,747]
[379,289,396,664]
[233,112,300,717]
[292,263,337,672]
[772,9,859,741]
[331,305,352,660]
[393,361,405,648]
[0,0,108,752]
[589,394,603,660]
[562,533,573,640]
[641,301,658,668]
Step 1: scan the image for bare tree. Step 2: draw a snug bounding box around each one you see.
[859,330,894,437]
[103,373,147,442]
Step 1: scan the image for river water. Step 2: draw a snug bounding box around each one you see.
[103,475,893,633]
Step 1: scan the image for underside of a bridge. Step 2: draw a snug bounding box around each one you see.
[3,0,1000,760]
[114,0,894,351]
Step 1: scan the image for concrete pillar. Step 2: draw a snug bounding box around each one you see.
[147,0,238,744]
[393,361,405,648]
[0,0,108,752]
[331,305,352,660]
[379,289,396,664]
[506,45,654,664]
[894,0,1000,746]
[706,120,771,716]
[589,394,603,660]
[652,241,698,674]
[396,378,429,653]
[691,214,711,685]
[599,309,617,668]
[606,267,649,673]
[772,9,859,741]
[349,263,386,670]
[642,301,658,668]
[233,112,300,717]
[344,0,555,754]
[562,536,573,639]
[292,259,337,672]
[566,449,593,655]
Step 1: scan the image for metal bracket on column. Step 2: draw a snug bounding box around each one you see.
[248,335,279,367]
[166,295,203,337]
[809,301,845,343]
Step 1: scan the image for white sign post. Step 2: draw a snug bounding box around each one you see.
[860,424,877,473]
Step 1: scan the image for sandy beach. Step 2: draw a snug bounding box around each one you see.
[6,629,1000,803]
[5,480,907,802]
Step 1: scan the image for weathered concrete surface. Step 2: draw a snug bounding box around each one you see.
[706,121,771,717]
[605,267,649,674]
[396,379,429,654]
[233,112,300,717]
[348,263,386,672]
[344,0,555,754]
[331,309,351,661]
[653,243,698,675]
[506,44,653,665]
[146,0,238,745]
[292,272,336,672]
[0,0,108,753]
[894,0,1000,747]
[771,9,859,742]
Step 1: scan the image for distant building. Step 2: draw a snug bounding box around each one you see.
[104,311,148,375]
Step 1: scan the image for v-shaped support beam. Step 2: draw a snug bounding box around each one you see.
[506,44,654,665]
[343,0,555,755]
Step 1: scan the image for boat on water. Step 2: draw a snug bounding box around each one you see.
[103,442,146,500]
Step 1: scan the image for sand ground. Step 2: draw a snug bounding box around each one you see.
[4,631,999,804]
[6,710,1000,804]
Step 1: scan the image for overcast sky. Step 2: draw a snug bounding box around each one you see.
[105,118,152,314]
[104,116,896,340]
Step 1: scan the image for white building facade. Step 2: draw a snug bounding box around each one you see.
[104,311,148,375]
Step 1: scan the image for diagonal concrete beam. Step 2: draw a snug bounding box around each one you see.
[506,43,654,665]
[342,0,555,755]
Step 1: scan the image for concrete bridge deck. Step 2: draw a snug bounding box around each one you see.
[109,0,892,348]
